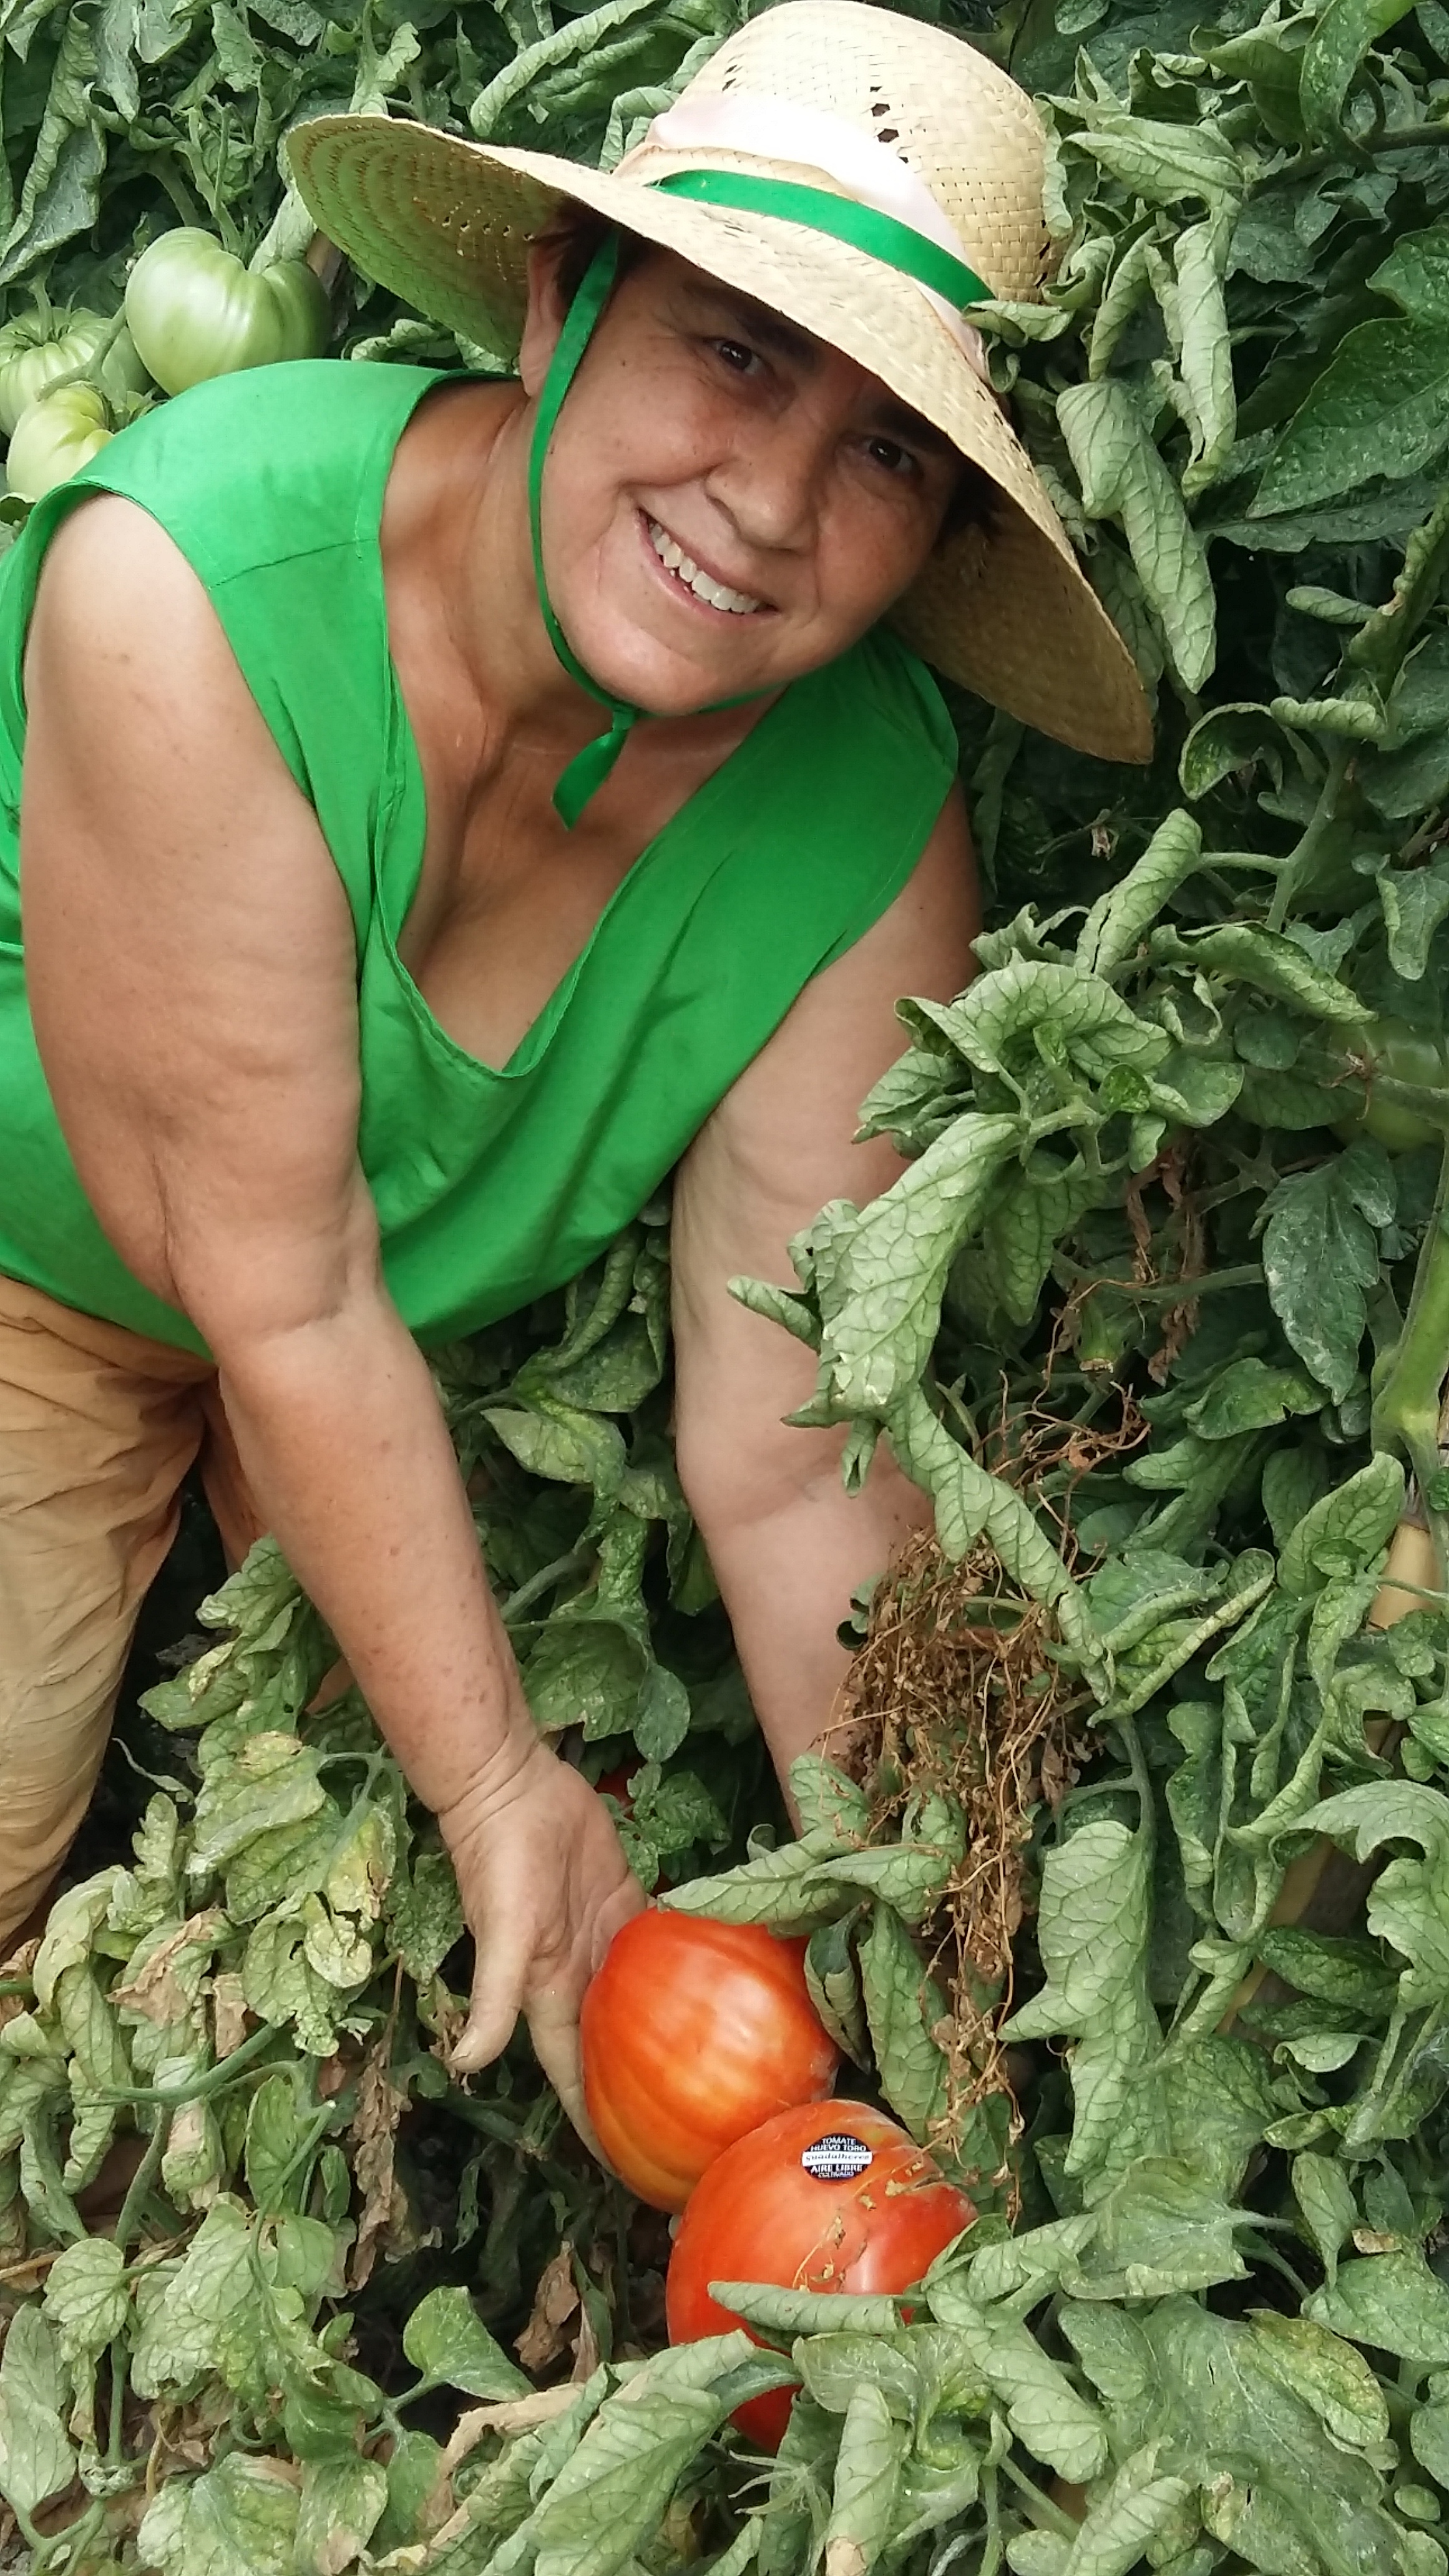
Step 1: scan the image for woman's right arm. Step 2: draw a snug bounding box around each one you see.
[21,495,642,2124]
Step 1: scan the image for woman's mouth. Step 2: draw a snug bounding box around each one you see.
[644,514,764,617]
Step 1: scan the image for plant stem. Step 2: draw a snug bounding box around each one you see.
[95,2016,278,2109]
[1371,1135,1449,1574]
[999,2453,1079,2536]
[1266,742,1352,932]
[500,1548,592,1626]
[112,2121,167,2255]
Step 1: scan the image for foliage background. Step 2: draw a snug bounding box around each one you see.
[16,0,1449,2569]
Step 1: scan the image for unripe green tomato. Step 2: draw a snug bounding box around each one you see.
[1336,1017,1449,1151]
[124,231,329,396]
[0,310,149,436]
[5,386,112,502]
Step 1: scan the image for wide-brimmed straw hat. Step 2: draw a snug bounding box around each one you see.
[288,1,1151,764]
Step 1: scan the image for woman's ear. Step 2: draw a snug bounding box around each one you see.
[518,238,570,396]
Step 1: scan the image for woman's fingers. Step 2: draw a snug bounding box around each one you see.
[451,1912,530,2074]
[442,1744,646,2135]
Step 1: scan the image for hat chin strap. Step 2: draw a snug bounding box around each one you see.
[529,234,641,829]
[531,232,767,829]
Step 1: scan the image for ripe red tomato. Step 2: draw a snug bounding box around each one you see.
[665,2099,975,2449]
[580,1913,839,2212]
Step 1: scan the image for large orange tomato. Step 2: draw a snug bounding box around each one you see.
[580,1913,839,2212]
[665,2100,975,2448]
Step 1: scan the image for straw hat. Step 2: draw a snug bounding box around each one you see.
[288,1,1151,764]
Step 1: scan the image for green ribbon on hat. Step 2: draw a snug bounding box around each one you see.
[530,173,990,826]
[650,169,992,315]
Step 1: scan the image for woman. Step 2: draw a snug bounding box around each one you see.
[0,0,1147,2135]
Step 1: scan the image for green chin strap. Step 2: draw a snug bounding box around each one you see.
[530,230,764,829]
[529,233,638,830]
[529,176,992,827]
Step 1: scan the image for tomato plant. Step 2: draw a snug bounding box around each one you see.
[6,385,112,500]
[580,1912,838,2211]
[666,2100,975,2447]
[124,233,329,396]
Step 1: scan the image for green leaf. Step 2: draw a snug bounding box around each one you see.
[1306,2251,1449,2364]
[1058,377,1216,690]
[1261,1144,1397,1403]
[1277,1453,1405,1592]
[129,2197,256,2401]
[822,2382,903,2576]
[42,2236,129,2375]
[710,2283,903,2338]
[1299,0,1417,137]
[1292,2151,1359,2281]
[530,2385,727,2576]
[293,2454,389,2575]
[1245,2311,1390,2450]
[1255,320,1449,516]
[190,1735,326,1876]
[1377,861,1449,979]
[1060,2448,1193,2576]
[401,2285,530,2399]
[858,1903,950,2143]
[138,2452,301,2576]
[805,1912,871,2067]
[1373,221,1449,326]
[243,2072,307,2213]
[1411,2397,1449,2487]
[914,2288,1109,2485]
[1003,1820,1159,2177]
[814,1113,1021,1413]
[0,2310,72,2520]
[1159,921,1364,1022]
[1076,811,1204,978]
[483,1398,627,1492]
[386,1848,463,1988]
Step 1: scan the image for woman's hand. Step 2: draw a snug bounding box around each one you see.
[439,1740,646,2144]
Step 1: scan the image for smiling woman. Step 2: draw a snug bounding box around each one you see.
[0,0,1148,2143]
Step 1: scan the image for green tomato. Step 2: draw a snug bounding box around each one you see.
[0,309,149,437]
[5,386,112,502]
[124,232,329,396]
[1338,1017,1449,1151]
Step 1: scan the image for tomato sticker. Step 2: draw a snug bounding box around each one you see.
[801,2133,873,2182]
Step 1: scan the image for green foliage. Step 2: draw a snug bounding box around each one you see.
[16,0,1449,2564]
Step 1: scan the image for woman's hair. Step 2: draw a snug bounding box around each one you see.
[532,202,997,544]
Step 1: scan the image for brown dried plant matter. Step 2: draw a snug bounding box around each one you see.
[827,1527,1092,2169]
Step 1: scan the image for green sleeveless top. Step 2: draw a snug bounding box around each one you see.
[0,359,957,1356]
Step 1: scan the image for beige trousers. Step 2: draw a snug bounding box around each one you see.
[0,1272,265,1951]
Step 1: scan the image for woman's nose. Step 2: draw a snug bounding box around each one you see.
[707,412,830,554]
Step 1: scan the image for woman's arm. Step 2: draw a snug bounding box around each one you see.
[671,788,980,1793]
[21,496,642,2122]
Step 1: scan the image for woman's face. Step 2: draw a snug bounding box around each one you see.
[517,239,965,717]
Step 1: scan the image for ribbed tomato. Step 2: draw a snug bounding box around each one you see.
[666,2100,975,2448]
[580,1913,839,2212]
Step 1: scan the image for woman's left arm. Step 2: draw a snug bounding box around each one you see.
[671,785,980,1795]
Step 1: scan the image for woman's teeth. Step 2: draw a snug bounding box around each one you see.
[647,517,761,615]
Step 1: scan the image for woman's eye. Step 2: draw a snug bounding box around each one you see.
[864,436,918,479]
[711,337,761,375]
